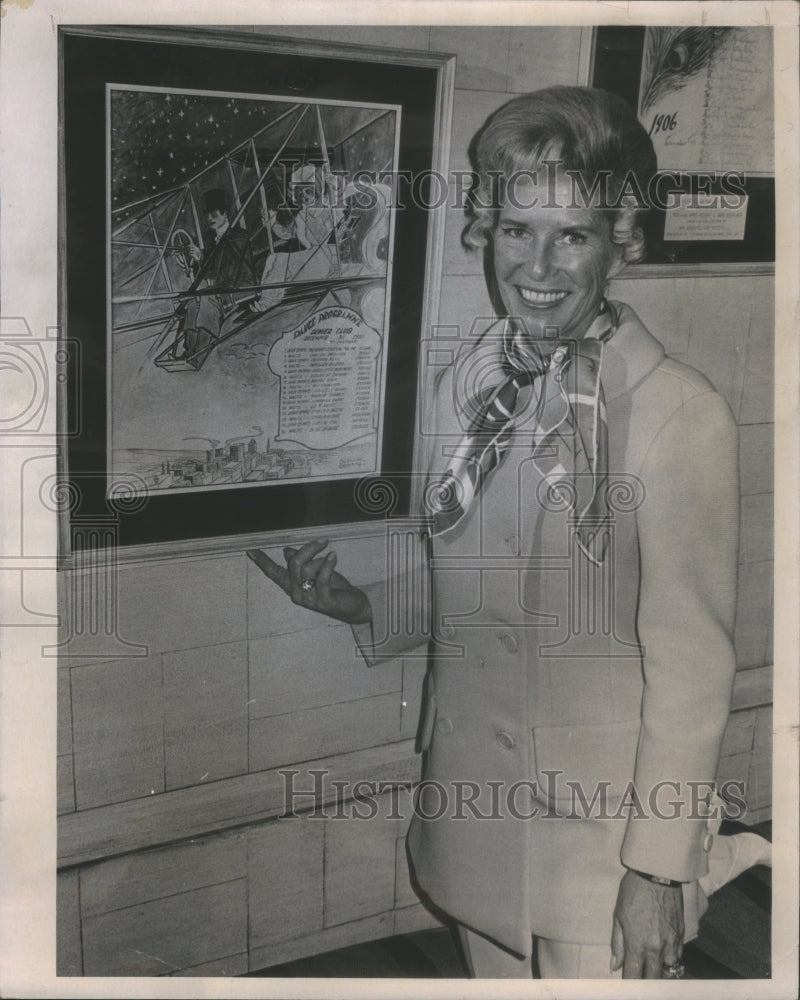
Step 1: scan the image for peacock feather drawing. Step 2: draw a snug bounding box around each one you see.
[639,27,734,114]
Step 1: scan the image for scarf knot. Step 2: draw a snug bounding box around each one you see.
[427,302,617,564]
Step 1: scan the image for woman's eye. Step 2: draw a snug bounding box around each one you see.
[500,226,529,239]
[559,231,587,246]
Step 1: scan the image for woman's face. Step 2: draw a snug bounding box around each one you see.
[492,169,625,340]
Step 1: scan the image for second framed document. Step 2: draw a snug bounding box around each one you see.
[60,26,454,549]
[586,25,774,270]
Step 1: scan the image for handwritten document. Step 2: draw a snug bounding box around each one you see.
[639,27,773,176]
[269,307,382,451]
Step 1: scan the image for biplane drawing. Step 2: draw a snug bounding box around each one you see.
[110,88,398,372]
[108,86,398,496]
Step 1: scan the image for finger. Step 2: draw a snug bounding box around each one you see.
[304,556,330,577]
[285,552,328,576]
[285,543,311,597]
[316,551,337,604]
[247,549,290,592]
[291,558,331,607]
[610,919,624,973]
[285,539,328,593]
[622,952,644,979]
[643,952,663,979]
[288,555,329,604]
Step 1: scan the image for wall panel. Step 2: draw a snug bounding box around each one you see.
[70,655,164,810]
[248,627,400,718]
[249,693,402,772]
[163,641,249,790]
[79,830,247,918]
[248,816,324,951]
[82,880,247,976]
[57,870,82,977]
[323,792,402,926]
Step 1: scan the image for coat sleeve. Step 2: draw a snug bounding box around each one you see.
[620,387,739,883]
[350,562,432,666]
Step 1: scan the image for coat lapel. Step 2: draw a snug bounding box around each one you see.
[598,301,665,402]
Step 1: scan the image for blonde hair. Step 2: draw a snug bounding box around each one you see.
[463,87,658,265]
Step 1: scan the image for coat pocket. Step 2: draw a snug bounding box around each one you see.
[532,719,641,814]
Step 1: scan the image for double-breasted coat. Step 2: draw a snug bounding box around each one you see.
[356,301,739,956]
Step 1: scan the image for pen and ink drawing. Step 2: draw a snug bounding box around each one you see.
[108,86,399,495]
[638,27,733,115]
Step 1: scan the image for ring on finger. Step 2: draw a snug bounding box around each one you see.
[301,578,315,592]
[661,962,685,979]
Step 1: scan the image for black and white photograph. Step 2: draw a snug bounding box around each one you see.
[0,3,797,997]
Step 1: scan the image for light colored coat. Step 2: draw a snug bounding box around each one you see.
[358,302,739,955]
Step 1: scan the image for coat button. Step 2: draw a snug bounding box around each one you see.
[437,717,454,735]
[499,632,518,654]
[703,833,714,853]
[496,731,515,750]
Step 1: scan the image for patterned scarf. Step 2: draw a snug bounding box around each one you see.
[427,301,617,564]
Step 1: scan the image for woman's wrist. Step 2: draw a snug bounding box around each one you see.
[628,868,682,888]
[345,588,373,625]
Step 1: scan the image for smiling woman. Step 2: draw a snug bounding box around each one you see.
[250,84,771,980]
[463,87,655,334]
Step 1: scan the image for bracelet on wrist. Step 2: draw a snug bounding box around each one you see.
[630,868,682,888]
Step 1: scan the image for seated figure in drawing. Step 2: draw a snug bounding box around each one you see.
[252,164,348,313]
[178,188,257,360]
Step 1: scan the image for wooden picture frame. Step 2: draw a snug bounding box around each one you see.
[59,25,455,553]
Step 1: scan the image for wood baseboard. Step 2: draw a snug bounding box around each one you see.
[58,740,421,868]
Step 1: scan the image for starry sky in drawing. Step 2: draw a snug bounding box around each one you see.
[110,90,308,212]
[110,88,396,220]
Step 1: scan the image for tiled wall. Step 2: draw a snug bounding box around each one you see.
[57,529,433,974]
[57,25,773,975]
[58,786,429,976]
[57,535,417,815]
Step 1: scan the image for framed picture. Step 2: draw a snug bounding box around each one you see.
[60,26,454,550]
[582,25,775,272]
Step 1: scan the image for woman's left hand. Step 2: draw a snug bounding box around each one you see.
[610,870,684,978]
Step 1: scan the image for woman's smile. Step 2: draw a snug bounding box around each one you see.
[514,287,570,306]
